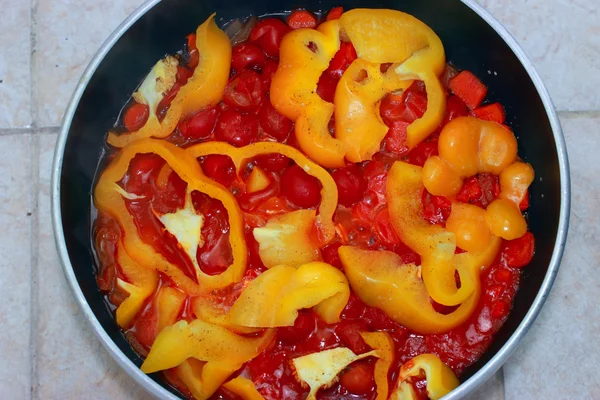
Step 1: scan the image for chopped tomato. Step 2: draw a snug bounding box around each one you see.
[449,70,488,109]
[331,165,366,207]
[223,70,266,112]
[177,106,219,140]
[215,108,259,147]
[231,43,267,72]
[287,10,318,29]
[258,101,293,141]
[123,101,149,132]
[501,231,535,268]
[327,42,358,79]
[280,165,322,208]
[325,6,344,21]
[249,18,291,58]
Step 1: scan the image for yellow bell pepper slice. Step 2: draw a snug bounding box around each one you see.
[114,243,159,328]
[222,377,265,400]
[391,354,460,400]
[339,9,446,148]
[155,286,186,333]
[228,262,350,327]
[339,243,499,335]
[246,166,270,193]
[253,210,322,269]
[176,358,240,400]
[140,319,274,373]
[387,161,474,306]
[186,141,338,244]
[334,58,411,162]
[108,14,231,147]
[94,139,247,295]
[270,20,346,168]
[360,332,394,400]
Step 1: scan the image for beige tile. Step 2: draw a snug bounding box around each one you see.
[479,0,600,112]
[0,0,32,128]
[36,133,146,398]
[34,0,146,127]
[466,370,505,400]
[0,134,32,397]
[503,116,600,399]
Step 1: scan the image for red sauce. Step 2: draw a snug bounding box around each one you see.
[93,12,533,400]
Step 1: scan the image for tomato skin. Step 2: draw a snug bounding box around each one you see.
[177,106,219,140]
[325,6,344,21]
[443,95,469,125]
[331,165,366,207]
[339,361,375,395]
[316,72,339,103]
[258,101,293,141]
[231,43,267,72]
[383,121,410,156]
[322,242,342,269]
[249,18,291,58]
[199,154,237,187]
[223,70,266,113]
[406,137,439,167]
[215,108,259,147]
[335,320,370,354]
[253,153,292,174]
[421,190,452,226]
[260,59,279,89]
[277,310,317,343]
[501,231,535,268]
[123,102,149,132]
[280,165,322,208]
[380,82,428,126]
[122,153,164,196]
[287,10,318,30]
[327,42,357,79]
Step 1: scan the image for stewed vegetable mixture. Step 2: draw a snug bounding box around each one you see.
[93,7,535,400]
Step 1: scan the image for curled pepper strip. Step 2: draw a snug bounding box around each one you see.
[228,262,350,327]
[387,161,486,307]
[339,244,498,335]
[360,332,394,400]
[334,58,412,162]
[339,9,446,149]
[94,139,247,295]
[186,141,338,244]
[107,14,232,147]
[141,319,275,373]
[270,20,347,168]
[114,243,159,328]
[423,116,532,243]
[390,354,459,400]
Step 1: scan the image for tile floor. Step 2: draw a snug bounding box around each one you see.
[0,0,598,398]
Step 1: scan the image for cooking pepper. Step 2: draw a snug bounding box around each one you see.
[107,14,231,147]
[114,241,159,328]
[339,244,498,334]
[141,319,275,373]
[94,139,247,295]
[176,359,240,400]
[390,354,459,400]
[387,161,495,307]
[422,116,532,241]
[222,377,265,400]
[339,9,446,149]
[187,141,338,244]
[270,20,346,167]
[334,58,412,162]
[228,262,350,327]
[360,332,394,400]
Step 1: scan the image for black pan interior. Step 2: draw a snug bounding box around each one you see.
[59,0,561,396]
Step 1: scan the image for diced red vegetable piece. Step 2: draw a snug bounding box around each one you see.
[421,190,452,226]
[472,102,506,124]
[287,10,318,29]
[326,6,344,21]
[501,231,535,268]
[448,70,488,110]
[327,42,357,79]
[383,121,410,156]
[519,190,530,211]
[249,18,291,58]
[280,165,322,208]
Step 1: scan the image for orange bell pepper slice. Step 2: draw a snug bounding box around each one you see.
[107,14,231,147]
[186,141,338,244]
[339,9,446,149]
[422,116,533,242]
[94,139,247,295]
[222,377,265,400]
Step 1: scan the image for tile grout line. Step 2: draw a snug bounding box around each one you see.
[29,0,40,397]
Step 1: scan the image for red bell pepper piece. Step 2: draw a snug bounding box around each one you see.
[287,10,318,29]
[472,102,506,124]
[326,6,344,21]
[448,70,488,110]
